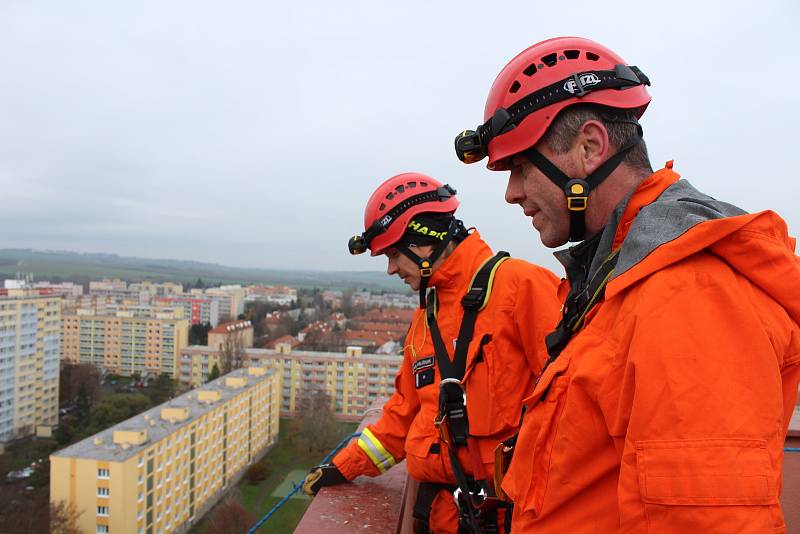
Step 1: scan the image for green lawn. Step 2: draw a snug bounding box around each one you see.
[191,418,358,534]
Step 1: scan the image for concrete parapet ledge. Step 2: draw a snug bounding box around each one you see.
[294,399,416,534]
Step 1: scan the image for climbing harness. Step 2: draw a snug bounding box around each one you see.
[425,251,511,534]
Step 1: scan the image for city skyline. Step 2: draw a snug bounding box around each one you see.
[1,1,798,274]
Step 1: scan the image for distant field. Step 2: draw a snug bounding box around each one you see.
[191,418,358,534]
[0,248,406,291]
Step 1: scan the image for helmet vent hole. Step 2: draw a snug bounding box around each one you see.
[564,50,580,59]
[386,192,395,200]
[509,81,521,93]
[395,185,405,193]
[408,181,417,189]
[542,53,558,67]
[522,63,537,76]
[379,203,386,211]
[420,181,428,187]
[586,52,600,61]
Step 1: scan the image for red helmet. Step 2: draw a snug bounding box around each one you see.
[349,173,459,256]
[456,37,651,170]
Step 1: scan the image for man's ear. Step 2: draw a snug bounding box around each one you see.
[576,120,611,176]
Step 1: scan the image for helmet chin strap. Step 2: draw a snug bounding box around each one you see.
[396,218,464,308]
[522,132,642,242]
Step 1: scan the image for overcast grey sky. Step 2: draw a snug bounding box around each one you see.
[1,0,798,273]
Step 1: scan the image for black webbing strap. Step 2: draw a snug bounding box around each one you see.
[399,218,464,309]
[543,248,620,370]
[424,251,510,534]
[492,248,621,516]
[427,251,511,381]
[522,138,641,242]
[413,482,458,525]
[362,185,456,248]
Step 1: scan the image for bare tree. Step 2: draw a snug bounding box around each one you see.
[0,487,81,534]
[205,496,253,534]
[59,363,100,406]
[291,388,341,453]
[50,500,83,534]
[221,329,246,374]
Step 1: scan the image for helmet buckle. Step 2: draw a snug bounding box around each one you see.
[565,179,589,212]
[419,259,433,277]
[570,72,590,97]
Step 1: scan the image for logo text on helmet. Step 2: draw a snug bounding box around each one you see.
[408,220,447,240]
[380,215,393,227]
[564,73,601,94]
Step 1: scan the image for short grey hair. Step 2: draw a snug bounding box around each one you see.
[539,104,653,174]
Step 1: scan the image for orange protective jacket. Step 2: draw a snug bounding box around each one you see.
[503,164,800,533]
[333,231,560,486]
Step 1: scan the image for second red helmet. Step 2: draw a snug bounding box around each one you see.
[351,173,459,256]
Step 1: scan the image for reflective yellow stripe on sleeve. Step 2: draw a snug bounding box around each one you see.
[357,427,396,473]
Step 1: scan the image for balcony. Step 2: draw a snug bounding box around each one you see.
[294,405,800,533]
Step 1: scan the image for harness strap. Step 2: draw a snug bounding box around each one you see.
[494,249,621,502]
[523,138,641,242]
[399,218,466,308]
[413,482,458,523]
[424,251,510,533]
[544,248,620,364]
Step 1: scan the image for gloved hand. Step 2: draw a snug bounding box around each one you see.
[303,464,348,496]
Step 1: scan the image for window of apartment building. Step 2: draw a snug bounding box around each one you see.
[96,526,109,534]
[97,487,109,497]
[97,468,109,479]
[97,506,108,516]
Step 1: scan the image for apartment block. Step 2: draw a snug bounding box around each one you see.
[89,279,148,305]
[155,296,219,327]
[129,281,183,299]
[0,294,60,444]
[62,308,189,379]
[204,285,245,321]
[179,344,401,420]
[244,285,297,306]
[50,366,281,534]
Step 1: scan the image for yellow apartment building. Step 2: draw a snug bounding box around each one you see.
[203,285,245,321]
[62,307,189,379]
[179,344,402,421]
[0,293,61,445]
[50,366,281,534]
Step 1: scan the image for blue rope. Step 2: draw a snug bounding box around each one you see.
[246,432,361,534]
[786,447,800,452]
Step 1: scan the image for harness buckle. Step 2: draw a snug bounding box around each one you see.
[570,72,589,97]
[434,413,452,445]
[567,196,587,211]
[419,258,433,278]
[565,179,589,212]
[493,441,515,502]
[461,286,484,310]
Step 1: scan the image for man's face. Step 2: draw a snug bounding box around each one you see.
[505,146,574,248]
[384,244,434,290]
